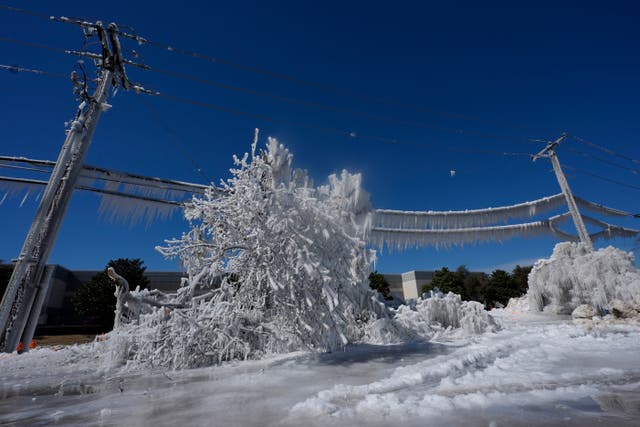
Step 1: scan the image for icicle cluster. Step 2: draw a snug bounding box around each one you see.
[0,180,44,207]
[528,242,640,314]
[370,221,553,251]
[106,134,386,369]
[373,194,565,230]
[94,175,196,226]
[97,194,180,226]
[575,197,638,218]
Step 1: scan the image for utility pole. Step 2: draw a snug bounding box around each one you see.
[0,21,140,353]
[532,133,594,251]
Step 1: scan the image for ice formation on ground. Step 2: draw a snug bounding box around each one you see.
[391,291,500,340]
[528,242,640,315]
[363,291,499,345]
[504,295,530,312]
[4,313,640,426]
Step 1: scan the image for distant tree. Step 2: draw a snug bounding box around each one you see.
[418,264,531,308]
[72,258,150,330]
[483,269,510,307]
[421,267,464,296]
[511,265,532,296]
[369,271,393,300]
[482,268,531,308]
[462,271,489,303]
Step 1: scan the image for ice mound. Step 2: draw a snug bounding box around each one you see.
[528,242,640,315]
[368,292,500,343]
[504,295,530,312]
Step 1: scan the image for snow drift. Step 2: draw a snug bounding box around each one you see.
[528,242,640,314]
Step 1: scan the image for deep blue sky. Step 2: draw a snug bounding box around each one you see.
[1,0,639,274]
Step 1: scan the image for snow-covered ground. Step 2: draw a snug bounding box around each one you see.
[2,312,639,426]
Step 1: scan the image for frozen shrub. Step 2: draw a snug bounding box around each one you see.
[528,242,640,314]
[107,134,387,369]
[391,292,500,340]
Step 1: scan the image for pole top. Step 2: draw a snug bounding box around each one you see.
[532,133,567,161]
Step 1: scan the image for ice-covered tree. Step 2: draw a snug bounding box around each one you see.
[109,134,387,369]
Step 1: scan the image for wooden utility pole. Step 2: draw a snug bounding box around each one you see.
[0,21,132,353]
[532,133,594,251]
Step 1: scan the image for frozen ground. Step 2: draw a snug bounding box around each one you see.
[1,312,639,426]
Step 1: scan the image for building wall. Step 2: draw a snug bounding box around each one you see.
[385,270,435,301]
[35,265,186,327]
[1,263,440,329]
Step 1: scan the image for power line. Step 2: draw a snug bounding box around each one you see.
[0,63,66,79]
[148,66,536,144]
[0,156,210,194]
[0,2,555,137]
[565,146,640,175]
[154,92,533,157]
[138,96,212,183]
[563,164,640,192]
[0,4,49,19]
[112,33,555,137]
[0,36,68,55]
[0,35,540,144]
[0,60,533,159]
[573,135,640,166]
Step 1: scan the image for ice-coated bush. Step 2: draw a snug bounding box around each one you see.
[106,133,388,369]
[389,292,500,341]
[528,242,640,314]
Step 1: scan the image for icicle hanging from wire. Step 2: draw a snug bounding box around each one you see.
[578,214,640,241]
[591,226,640,241]
[373,193,566,230]
[82,166,210,199]
[98,192,181,227]
[0,177,45,207]
[371,212,640,251]
[370,221,554,251]
[574,196,638,218]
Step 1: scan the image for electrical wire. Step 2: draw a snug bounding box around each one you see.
[148,66,536,144]
[0,35,541,144]
[0,162,52,174]
[0,2,555,137]
[573,135,640,166]
[0,60,535,159]
[0,4,49,19]
[0,63,66,79]
[563,164,640,192]
[139,96,212,183]
[154,92,533,157]
[0,36,68,55]
[566,146,640,175]
[116,34,555,137]
[0,156,207,193]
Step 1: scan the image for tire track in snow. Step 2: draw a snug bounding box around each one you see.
[289,319,640,422]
